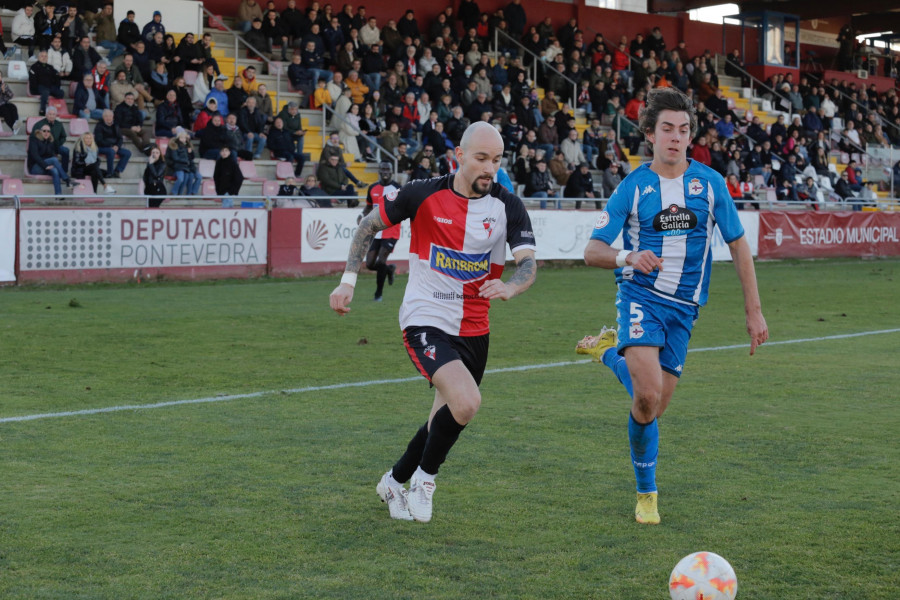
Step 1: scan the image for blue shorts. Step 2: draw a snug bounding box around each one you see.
[615,282,699,378]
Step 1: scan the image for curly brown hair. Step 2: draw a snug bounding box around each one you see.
[638,87,697,139]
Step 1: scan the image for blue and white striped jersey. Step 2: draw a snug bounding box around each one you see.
[590,160,744,307]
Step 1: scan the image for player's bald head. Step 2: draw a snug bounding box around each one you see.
[459,121,503,155]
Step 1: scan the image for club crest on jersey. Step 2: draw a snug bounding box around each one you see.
[688,178,704,196]
[424,345,436,360]
[385,189,398,202]
[482,217,497,238]
[429,245,491,282]
[630,322,644,339]
[653,204,697,236]
[594,211,610,229]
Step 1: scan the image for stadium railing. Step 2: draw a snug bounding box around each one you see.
[319,103,399,176]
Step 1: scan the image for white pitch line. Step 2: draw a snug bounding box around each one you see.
[2,328,899,425]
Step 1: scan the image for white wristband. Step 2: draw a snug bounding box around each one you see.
[340,272,357,288]
[616,249,631,268]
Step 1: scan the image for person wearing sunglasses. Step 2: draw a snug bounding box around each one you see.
[28,126,75,198]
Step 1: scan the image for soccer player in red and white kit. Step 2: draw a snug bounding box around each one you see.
[360,161,401,302]
[330,122,537,523]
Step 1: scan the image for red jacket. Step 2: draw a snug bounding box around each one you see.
[691,143,711,166]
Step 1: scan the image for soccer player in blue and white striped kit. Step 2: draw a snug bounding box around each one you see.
[577,87,769,525]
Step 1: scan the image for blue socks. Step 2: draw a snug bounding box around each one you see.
[601,348,634,398]
[600,348,658,493]
[628,413,659,494]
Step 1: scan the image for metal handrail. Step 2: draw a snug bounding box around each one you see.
[200,7,283,112]
[711,59,790,116]
[320,102,399,174]
[493,28,579,109]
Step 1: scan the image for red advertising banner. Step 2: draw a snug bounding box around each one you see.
[758,211,900,259]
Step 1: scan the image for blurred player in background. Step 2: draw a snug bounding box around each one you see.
[359,161,401,302]
[330,122,537,523]
[577,87,768,525]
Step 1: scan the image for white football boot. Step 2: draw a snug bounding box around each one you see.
[376,472,413,521]
[407,475,436,523]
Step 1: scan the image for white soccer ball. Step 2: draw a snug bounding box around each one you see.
[669,551,738,600]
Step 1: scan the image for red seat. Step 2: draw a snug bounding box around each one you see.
[49,97,76,119]
[275,160,295,180]
[68,81,78,98]
[200,178,219,199]
[72,178,104,203]
[157,137,169,156]
[208,14,228,31]
[262,179,280,196]
[238,160,266,182]
[26,116,43,135]
[2,178,33,203]
[68,118,90,137]
[198,158,216,178]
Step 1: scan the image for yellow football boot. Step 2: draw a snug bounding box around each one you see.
[635,492,660,525]
[575,326,619,363]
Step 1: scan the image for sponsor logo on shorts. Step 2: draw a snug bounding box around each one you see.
[594,211,610,229]
[688,178,704,196]
[429,245,491,282]
[675,364,683,373]
[653,204,697,236]
[424,345,436,360]
[629,322,644,339]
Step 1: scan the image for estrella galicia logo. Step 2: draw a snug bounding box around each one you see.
[653,204,697,236]
[429,245,491,282]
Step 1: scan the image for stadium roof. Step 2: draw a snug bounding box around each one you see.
[647,0,900,35]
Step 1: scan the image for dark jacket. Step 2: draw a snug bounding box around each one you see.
[117,19,141,47]
[32,118,67,151]
[28,61,60,94]
[564,169,594,197]
[525,168,552,196]
[71,144,100,179]
[143,160,168,195]
[213,154,244,195]
[94,120,123,148]
[237,106,266,134]
[73,81,107,114]
[165,143,196,174]
[27,136,59,171]
[266,127,295,157]
[113,102,144,129]
[155,101,183,136]
[199,123,231,156]
[316,160,349,194]
[71,45,101,80]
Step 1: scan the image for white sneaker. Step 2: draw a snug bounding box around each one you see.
[105,185,117,194]
[376,472,413,521]
[407,475,436,523]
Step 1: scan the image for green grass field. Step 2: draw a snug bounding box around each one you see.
[1,259,898,599]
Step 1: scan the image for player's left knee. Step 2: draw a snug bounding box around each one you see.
[452,394,481,424]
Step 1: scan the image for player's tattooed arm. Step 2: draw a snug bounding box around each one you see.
[345,211,388,273]
[478,249,536,301]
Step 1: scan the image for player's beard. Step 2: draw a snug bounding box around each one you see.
[471,175,493,196]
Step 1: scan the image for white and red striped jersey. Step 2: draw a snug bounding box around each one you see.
[367,181,401,240]
[379,175,536,337]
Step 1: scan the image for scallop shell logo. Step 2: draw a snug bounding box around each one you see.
[306,220,329,250]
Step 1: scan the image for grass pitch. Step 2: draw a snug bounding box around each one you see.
[1,259,898,599]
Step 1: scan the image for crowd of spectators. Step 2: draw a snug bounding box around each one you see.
[10,0,900,206]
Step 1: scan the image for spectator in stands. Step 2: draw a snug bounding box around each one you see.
[795,175,818,208]
[70,36,100,82]
[844,161,863,193]
[276,101,307,156]
[213,146,245,202]
[33,2,60,51]
[536,114,558,158]
[198,112,228,158]
[560,128,587,171]
[71,131,113,194]
[142,11,165,44]
[0,72,18,135]
[745,115,769,144]
[219,113,246,158]
[29,122,75,197]
[114,92,153,155]
[526,159,556,209]
[263,8,290,61]
[116,11,141,53]
[288,51,311,91]
[28,50,63,117]
[299,175,332,207]
[155,89,184,138]
[192,63,216,107]
[690,134,711,166]
[205,75,230,116]
[12,5,36,58]
[245,18,269,59]
[73,73,105,120]
[94,109,130,179]
[109,69,141,115]
[238,0,265,34]
[567,162,598,209]
[31,106,69,173]
[715,113,735,140]
[317,153,358,203]
[601,159,622,198]
[166,131,200,196]
[46,35,73,81]
[93,5,124,60]
[320,131,366,186]
[142,147,167,207]
[236,96,266,159]
[267,116,304,175]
